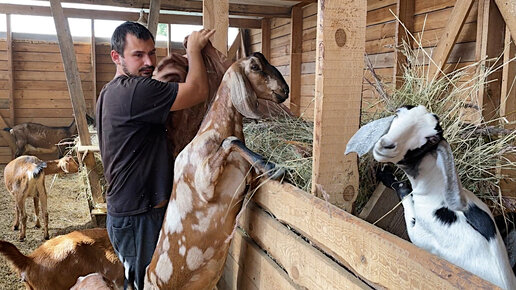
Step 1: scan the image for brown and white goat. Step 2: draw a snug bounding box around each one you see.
[4,155,80,241]
[0,228,124,290]
[144,52,289,289]
[5,115,94,158]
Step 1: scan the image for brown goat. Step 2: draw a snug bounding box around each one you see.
[5,115,94,158]
[4,155,80,241]
[0,228,124,290]
[70,273,118,290]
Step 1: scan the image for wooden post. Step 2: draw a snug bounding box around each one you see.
[427,0,475,80]
[5,14,16,156]
[393,0,414,89]
[49,0,91,145]
[90,19,97,113]
[289,5,302,117]
[477,0,505,122]
[494,0,516,44]
[261,18,271,60]
[498,27,516,198]
[227,31,241,61]
[147,0,161,38]
[203,0,229,56]
[311,0,366,211]
[167,23,171,56]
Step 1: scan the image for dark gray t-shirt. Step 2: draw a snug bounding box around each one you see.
[96,75,178,216]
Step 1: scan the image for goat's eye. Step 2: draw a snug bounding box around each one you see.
[251,64,260,71]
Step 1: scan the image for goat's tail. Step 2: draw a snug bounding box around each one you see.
[32,162,47,179]
[3,127,11,133]
[0,240,31,271]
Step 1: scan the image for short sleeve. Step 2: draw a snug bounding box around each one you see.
[130,77,178,124]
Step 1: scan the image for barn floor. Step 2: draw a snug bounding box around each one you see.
[0,165,95,289]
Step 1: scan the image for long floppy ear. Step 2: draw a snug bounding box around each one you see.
[345,115,395,157]
[435,140,467,211]
[228,69,262,119]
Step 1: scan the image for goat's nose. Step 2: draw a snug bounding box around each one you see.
[380,138,396,150]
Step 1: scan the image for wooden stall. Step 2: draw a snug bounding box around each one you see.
[0,0,515,288]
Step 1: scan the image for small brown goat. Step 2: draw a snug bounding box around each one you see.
[5,115,94,158]
[70,273,118,290]
[4,155,80,241]
[0,228,124,290]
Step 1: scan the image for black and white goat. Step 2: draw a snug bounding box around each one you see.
[346,105,516,289]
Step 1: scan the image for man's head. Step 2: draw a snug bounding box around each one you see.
[111,21,156,77]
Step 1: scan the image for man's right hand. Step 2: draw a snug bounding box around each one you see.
[186,29,216,54]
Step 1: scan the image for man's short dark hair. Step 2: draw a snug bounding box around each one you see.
[111,21,155,56]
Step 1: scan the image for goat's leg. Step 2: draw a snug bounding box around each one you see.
[33,196,41,228]
[37,178,49,240]
[221,137,285,180]
[15,196,27,241]
[12,197,19,231]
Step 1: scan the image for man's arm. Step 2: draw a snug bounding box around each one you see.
[170,29,216,111]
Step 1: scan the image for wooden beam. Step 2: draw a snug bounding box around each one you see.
[477,0,505,122]
[0,4,261,29]
[227,31,241,61]
[31,0,292,18]
[427,0,475,80]
[203,0,229,56]
[254,180,498,288]
[5,14,16,156]
[311,0,365,211]
[289,6,302,117]
[261,18,271,60]
[49,0,91,145]
[167,23,171,56]
[91,19,97,113]
[393,0,414,89]
[147,0,161,38]
[494,0,516,44]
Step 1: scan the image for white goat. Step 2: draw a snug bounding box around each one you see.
[346,105,516,289]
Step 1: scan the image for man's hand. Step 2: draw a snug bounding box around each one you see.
[186,29,216,54]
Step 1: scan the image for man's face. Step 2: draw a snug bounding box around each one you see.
[112,33,156,77]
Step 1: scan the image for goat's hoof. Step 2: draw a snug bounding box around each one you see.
[35,223,41,229]
[43,233,49,240]
[12,225,18,231]
[268,167,286,181]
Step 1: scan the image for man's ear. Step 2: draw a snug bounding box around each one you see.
[111,50,121,65]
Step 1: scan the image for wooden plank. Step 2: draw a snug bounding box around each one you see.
[228,31,241,61]
[203,0,229,56]
[367,4,397,26]
[0,4,260,29]
[13,51,91,63]
[13,41,90,54]
[477,0,505,122]
[261,18,271,59]
[7,14,14,131]
[254,181,498,289]
[49,0,91,146]
[12,61,91,72]
[290,6,302,116]
[393,0,414,88]
[427,0,475,79]
[220,230,299,290]
[239,202,371,289]
[91,19,97,113]
[494,0,516,44]
[147,0,161,38]
[311,0,365,211]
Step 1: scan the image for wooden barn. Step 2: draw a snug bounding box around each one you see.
[0,0,515,288]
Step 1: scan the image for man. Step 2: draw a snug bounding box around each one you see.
[96,21,215,289]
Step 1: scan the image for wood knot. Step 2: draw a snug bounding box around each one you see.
[335,28,346,47]
[342,185,355,201]
[290,266,299,279]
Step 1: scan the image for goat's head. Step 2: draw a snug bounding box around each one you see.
[58,156,79,173]
[346,105,466,210]
[227,52,289,119]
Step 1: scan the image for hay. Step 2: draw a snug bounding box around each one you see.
[243,116,313,192]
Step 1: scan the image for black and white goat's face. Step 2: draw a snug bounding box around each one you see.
[373,105,442,164]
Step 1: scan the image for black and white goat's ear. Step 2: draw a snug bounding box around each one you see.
[435,140,467,211]
[345,115,395,157]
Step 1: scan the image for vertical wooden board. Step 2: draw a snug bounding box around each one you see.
[393,0,414,89]
[90,19,97,115]
[494,0,516,43]
[311,0,366,211]
[147,0,161,38]
[203,0,228,56]
[261,18,271,59]
[290,6,303,116]
[49,0,91,145]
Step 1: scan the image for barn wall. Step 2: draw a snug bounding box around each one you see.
[249,0,482,120]
[0,36,184,164]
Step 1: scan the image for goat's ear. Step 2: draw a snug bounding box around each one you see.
[228,69,261,119]
[435,140,467,211]
[345,115,395,157]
